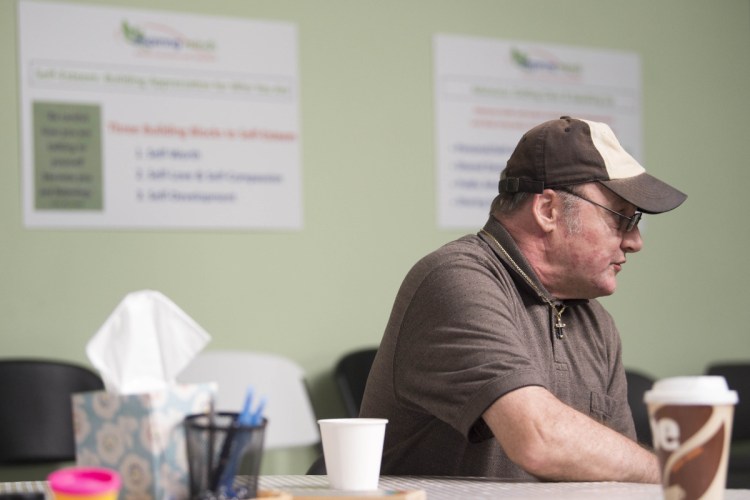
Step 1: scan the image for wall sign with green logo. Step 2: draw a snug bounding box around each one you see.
[18,1,300,230]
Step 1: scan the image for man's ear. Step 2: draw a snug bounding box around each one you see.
[531,189,560,233]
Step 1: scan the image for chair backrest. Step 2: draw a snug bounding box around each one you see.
[177,350,319,449]
[0,359,104,464]
[706,362,750,441]
[334,347,378,418]
[625,368,655,446]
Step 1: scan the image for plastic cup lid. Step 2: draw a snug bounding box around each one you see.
[644,375,739,405]
[48,467,121,495]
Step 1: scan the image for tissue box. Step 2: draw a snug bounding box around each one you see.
[72,383,215,500]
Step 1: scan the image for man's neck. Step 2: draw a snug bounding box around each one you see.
[493,213,564,298]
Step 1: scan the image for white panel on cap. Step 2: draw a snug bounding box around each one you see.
[582,119,645,180]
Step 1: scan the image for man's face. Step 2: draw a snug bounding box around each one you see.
[552,183,644,299]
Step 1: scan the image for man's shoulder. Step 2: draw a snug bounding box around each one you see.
[405,233,508,285]
[424,233,492,262]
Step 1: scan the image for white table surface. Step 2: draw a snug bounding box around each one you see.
[260,474,750,500]
[3,476,749,499]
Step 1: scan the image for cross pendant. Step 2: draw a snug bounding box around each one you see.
[555,318,566,339]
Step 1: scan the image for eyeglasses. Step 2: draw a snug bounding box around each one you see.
[559,189,642,232]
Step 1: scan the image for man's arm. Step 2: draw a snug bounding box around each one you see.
[483,385,660,483]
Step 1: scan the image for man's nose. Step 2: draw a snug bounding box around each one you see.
[622,226,643,253]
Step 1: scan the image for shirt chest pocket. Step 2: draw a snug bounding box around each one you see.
[590,391,617,423]
[553,363,617,422]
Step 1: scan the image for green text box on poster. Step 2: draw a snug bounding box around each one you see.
[33,101,102,210]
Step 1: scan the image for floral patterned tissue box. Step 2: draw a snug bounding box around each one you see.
[73,383,215,500]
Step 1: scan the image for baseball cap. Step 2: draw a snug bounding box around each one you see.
[499,116,687,214]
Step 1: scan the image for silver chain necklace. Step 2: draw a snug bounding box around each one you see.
[480,229,567,339]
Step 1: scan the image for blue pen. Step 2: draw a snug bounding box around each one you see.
[216,388,266,496]
[210,388,254,493]
[250,396,266,426]
[238,388,255,425]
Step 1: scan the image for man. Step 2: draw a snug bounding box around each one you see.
[359,116,687,482]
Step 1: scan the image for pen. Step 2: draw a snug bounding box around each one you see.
[212,387,266,497]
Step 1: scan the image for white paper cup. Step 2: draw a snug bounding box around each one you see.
[644,376,738,500]
[318,418,388,491]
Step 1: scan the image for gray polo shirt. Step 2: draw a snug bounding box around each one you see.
[360,216,636,479]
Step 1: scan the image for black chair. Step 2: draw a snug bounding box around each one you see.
[706,362,750,488]
[625,368,655,446]
[306,454,327,475]
[0,359,104,464]
[334,347,378,418]
[706,363,750,442]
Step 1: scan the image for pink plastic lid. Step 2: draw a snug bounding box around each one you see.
[48,467,121,495]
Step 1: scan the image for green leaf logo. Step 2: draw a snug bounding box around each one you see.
[121,21,144,44]
[511,48,530,68]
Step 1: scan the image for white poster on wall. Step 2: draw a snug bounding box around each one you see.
[434,34,642,229]
[18,0,301,230]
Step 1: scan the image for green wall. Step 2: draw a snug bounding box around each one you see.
[2,0,749,478]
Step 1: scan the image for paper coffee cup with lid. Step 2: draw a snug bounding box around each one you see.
[645,376,738,500]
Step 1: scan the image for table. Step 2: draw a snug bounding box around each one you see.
[3,476,750,499]
[260,475,750,500]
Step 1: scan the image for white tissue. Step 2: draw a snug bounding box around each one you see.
[86,290,211,394]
